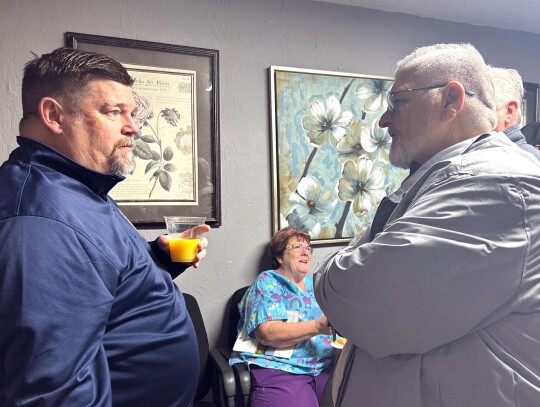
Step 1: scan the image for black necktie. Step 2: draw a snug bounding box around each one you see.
[369,161,420,241]
[369,197,397,241]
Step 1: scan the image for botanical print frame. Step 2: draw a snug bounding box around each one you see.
[117,64,198,205]
[270,66,408,245]
[66,32,221,227]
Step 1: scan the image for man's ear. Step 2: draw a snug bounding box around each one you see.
[38,97,65,135]
[506,101,519,124]
[441,81,465,121]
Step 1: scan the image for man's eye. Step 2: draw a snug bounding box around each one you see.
[107,110,121,117]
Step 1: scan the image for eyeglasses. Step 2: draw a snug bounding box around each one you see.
[285,244,313,253]
[387,83,476,113]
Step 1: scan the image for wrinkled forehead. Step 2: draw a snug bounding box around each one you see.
[391,69,422,92]
[84,79,136,107]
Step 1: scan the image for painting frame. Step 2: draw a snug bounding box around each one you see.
[65,32,221,227]
[523,82,539,126]
[270,66,408,245]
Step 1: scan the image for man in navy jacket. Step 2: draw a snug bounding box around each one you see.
[0,48,210,406]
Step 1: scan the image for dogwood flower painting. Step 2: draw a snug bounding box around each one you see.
[270,66,408,244]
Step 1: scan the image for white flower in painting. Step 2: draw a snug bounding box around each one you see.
[338,156,386,215]
[361,124,392,163]
[355,79,392,113]
[336,121,369,164]
[344,210,371,237]
[133,91,154,128]
[302,95,353,148]
[288,176,338,224]
[286,210,322,239]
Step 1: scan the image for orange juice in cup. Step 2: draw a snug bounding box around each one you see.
[164,216,206,263]
[168,237,201,263]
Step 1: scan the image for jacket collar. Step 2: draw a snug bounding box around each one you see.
[13,136,124,198]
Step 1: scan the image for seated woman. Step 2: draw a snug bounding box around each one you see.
[229,227,335,407]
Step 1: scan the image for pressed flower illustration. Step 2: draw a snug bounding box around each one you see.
[132,91,180,198]
[175,126,193,155]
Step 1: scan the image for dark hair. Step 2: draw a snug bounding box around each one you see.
[21,47,134,116]
[269,226,311,267]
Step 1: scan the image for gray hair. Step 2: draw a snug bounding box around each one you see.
[488,66,524,123]
[395,43,497,130]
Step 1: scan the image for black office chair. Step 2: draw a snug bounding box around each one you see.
[218,286,251,407]
[183,293,238,407]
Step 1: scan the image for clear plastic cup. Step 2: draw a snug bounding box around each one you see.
[163,216,206,263]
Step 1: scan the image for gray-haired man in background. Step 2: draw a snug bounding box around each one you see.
[489,66,540,160]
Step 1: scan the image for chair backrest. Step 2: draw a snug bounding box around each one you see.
[227,286,249,350]
[225,287,251,407]
[183,293,212,401]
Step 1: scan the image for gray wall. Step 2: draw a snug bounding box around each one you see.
[2,0,540,347]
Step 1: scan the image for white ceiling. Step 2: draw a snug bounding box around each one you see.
[317,0,540,35]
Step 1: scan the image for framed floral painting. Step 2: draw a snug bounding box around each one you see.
[270,66,408,244]
[66,32,221,227]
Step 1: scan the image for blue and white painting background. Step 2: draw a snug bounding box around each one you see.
[274,69,408,243]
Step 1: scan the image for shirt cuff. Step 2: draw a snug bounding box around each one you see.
[149,238,189,279]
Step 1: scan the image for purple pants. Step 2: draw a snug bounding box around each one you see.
[249,365,332,407]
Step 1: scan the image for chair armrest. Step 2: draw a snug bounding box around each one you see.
[232,363,250,406]
[220,344,250,406]
[209,348,237,407]
[216,346,232,360]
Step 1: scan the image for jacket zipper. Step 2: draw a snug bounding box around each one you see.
[335,346,356,406]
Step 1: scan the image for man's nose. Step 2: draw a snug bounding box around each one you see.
[123,116,139,136]
[379,110,392,128]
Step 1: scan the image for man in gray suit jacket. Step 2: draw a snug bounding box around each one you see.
[316,43,540,407]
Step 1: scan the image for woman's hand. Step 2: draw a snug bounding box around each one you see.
[314,315,332,336]
[254,314,332,348]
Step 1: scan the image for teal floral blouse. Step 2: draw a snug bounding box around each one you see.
[229,270,335,376]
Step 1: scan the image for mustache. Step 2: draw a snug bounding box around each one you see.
[113,140,134,150]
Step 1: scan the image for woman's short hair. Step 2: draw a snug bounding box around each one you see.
[269,227,311,267]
